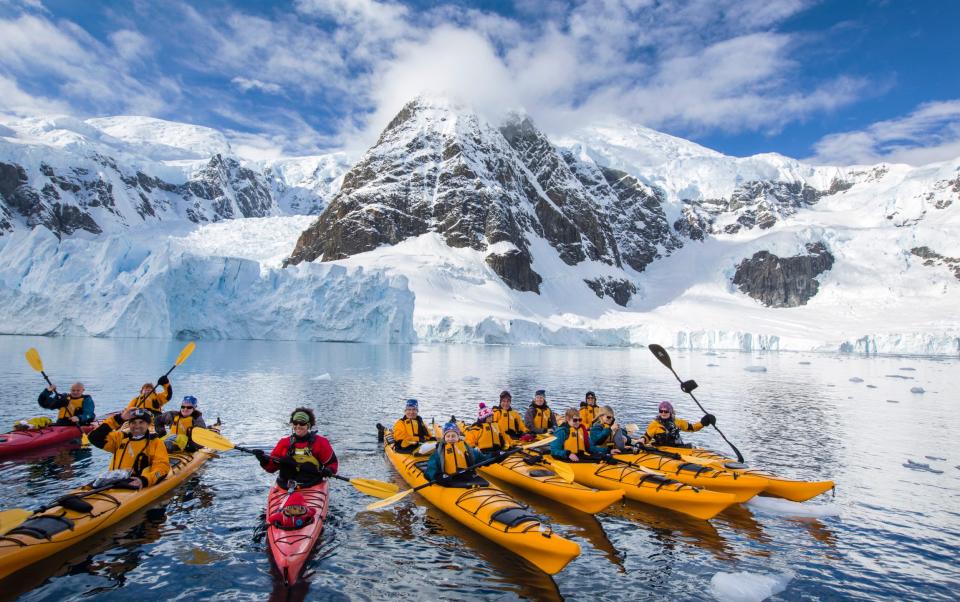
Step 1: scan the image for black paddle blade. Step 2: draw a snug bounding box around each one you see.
[648,344,672,368]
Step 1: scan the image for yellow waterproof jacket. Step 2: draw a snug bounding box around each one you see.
[393,416,434,448]
[126,383,173,414]
[88,415,171,487]
[643,417,703,446]
[493,407,527,436]
[464,422,513,452]
[579,403,598,427]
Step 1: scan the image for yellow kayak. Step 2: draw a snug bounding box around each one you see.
[382,433,580,575]
[613,449,769,503]
[478,453,624,514]
[0,446,216,581]
[555,458,737,520]
[658,446,835,502]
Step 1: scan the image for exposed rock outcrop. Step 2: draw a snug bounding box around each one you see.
[732,242,835,307]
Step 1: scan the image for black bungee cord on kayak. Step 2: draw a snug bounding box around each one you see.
[647,344,745,464]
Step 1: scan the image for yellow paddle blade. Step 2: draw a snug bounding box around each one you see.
[80,432,90,446]
[25,348,43,372]
[350,478,400,499]
[190,427,235,451]
[175,342,196,366]
[365,487,415,511]
[542,456,575,483]
[522,435,555,449]
[0,508,33,536]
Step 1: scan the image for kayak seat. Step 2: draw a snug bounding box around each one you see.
[527,469,555,478]
[440,475,489,488]
[490,507,538,528]
[6,515,75,540]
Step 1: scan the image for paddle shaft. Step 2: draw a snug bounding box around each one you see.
[649,344,745,464]
[411,447,522,493]
[232,443,352,484]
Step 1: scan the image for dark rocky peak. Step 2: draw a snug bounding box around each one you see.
[732,242,835,307]
[179,154,276,222]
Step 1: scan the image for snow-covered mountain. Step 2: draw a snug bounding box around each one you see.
[1,99,958,353]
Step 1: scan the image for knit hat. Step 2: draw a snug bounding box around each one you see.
[585,391,596,401]
[658,401,674,414]
[442,421,461,435]
[477,403,493,421]
[499,390,512,400]
[128,408,152,423]
[405,399,419,409]
[535,389,546,397]
[181,395,198,408]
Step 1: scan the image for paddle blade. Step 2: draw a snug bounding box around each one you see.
[648,344,672,369]
[365,488,414,511]
[0,509,33,536]
[175,342,196,366]
[350,478,400,499]
[25,348,43,373]
[522,435,555,449]
[545,458,576,483]
[191,427,235,451]
[81,431,90,446]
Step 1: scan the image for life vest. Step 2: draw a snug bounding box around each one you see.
[531,406,553,431]
[109,434,160,474]
[286,434,321,468]
[127,384,171,414]
[441,441,471,475]
[398,417,430,442]
[591,425,613,448]
[170,413,195,437]
[579,403,598,427]
[563,425,588,454]
[653,418,684,446]
[493,408,525,436]
[58,396,85,422]
[466,423,507,452]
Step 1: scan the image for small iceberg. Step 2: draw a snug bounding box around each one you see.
[707,363,719,367]
[866,385,877,389]
[886,399,899,404]
[849,377,864,383]
[311,373,331,381]
[910,387,925,394]
[925,455,946,461]
[899,367,916,371]
[798,361,811,365]
[744,366,767,373]
[710,570,794,602]
[885,374,914,380]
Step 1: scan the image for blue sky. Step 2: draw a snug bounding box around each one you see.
[1,0,958,164]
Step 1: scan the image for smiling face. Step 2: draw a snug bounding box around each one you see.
[141,385,153,397]
[404,407,418,419]
[180,405,195,417]
[443,430,459,444]
[69,383,84,397]
[534,395,545,405]
[128,418,149,437]
[292,421,310,437]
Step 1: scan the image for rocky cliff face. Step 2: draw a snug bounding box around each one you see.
[286,98,684,305]
[732,242,835,307]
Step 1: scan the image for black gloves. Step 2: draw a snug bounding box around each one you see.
[701,414,716,426]
[319,467,333,478]
[253,449,266,460]
[157,375,169,386]
[437,473,452,483]
[680,379,698,393]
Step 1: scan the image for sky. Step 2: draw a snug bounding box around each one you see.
[0,0,958,165]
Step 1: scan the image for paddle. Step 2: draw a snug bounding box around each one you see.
[24,348,90,445]
[0,480,132,536]
[190,427,399,500]
[132,342,196,409]
[647,344,745,463]
[366,436,556,511]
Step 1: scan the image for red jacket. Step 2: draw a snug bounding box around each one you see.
[262,433,338,486]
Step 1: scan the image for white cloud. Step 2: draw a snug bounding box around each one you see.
[110,29,150,62]
[231,77,283,95]
[0,73,71,117]
[809,100,960,166]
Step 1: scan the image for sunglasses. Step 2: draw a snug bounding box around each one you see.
[291,420,309,426]
[659,410,671,415]
[570,418,581,423]
[180,406,194,409]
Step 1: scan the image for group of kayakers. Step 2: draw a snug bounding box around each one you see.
[390,390,716,486]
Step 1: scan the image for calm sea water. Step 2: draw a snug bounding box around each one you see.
[1,336,958,601]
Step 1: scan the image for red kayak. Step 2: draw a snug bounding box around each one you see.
[0,423,98,458]
[265,481,330,585]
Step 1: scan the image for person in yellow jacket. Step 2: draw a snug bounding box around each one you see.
[639,401,715,447]
[579,391,600,427]
[392,399,435,453]
[88,407,170,490]
[464,403,514,453]
[493,390,528,439]
[523,389,556,434]
[125,375,173,416]
[155,395,206,452]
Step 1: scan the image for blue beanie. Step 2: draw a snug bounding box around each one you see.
[442,422,460,435]
[182,395,198,408]
[535,389,546,396]
[405,399,419,409]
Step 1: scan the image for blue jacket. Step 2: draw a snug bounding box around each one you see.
[589,423,632,448]
[37,389,95,425]
[550,423,598,459]
[424,442,488,481]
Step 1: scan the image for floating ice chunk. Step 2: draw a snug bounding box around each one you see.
[903,459,943,474]
[311,373,331,381]
[709,570,794,602]
[899,367,916,371]
[886,399,899,403]
[707,363,719,367]
[462,376,480,382]
[747,497,839,517]
[849,377,864,383]
[798,361,811,365]
[925,455,946,461]
[885,374,914,380]
[744,366,767,373]
[910,387,925,394]
[866,385,877,389]
[705,352,717,356]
